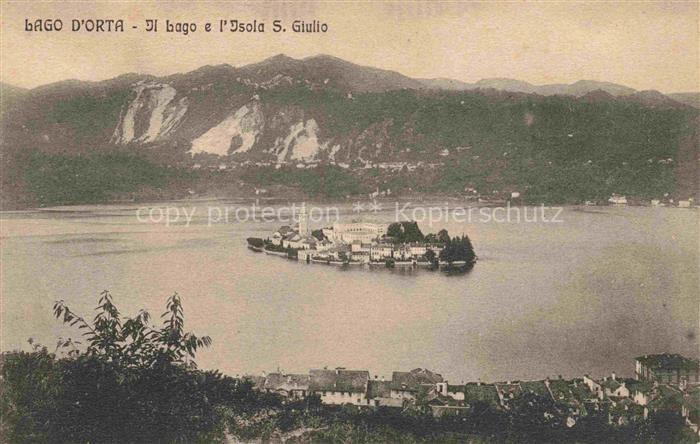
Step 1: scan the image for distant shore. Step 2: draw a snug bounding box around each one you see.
[2,192,697,213]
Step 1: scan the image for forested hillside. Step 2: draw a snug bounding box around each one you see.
[1,55,697,207]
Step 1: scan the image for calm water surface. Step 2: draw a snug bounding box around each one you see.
[1,201,698,383]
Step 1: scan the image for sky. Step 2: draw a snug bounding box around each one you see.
[1,1,698,93]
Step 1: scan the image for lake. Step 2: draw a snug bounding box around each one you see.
[1,200,698,383]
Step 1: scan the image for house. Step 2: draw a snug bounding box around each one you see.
[263,373,311,399]
[389,368,444,400]
[321,227,335,239]
[350,240,371,254]
[297,249,314,262]
[245,374,267,392]
[610,382,630,399]
[409,243,428,258]
[309,368,370,406]
[270,232,284,246]
[299,235,317,250]
[316,238,332,252]
[282,233,302,249]
[600,375,630,399]
[608,194,628,205]
[678,200,692,208]
[271,226,295,246]
[270,225,295,248]
[583,374,603,398]
[635,354,700,385]
[367,378,403,408]
[495,382,523,406]
[627,380,654,406]
[393,244,413,261]
[370,243,394,261]
[327,244,350,261]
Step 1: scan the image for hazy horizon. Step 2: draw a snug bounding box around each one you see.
[2,51,699,95]
[1,2,698,93]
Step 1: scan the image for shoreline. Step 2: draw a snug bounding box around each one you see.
[2,194,697,214]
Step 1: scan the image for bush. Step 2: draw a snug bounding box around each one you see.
[0,292,267,443]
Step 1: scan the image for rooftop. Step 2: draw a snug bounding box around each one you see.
[309,368,370,393]
[367,379,392,398]
[263,373,310,391]
[390,368,444,391]
[277,225,294,235]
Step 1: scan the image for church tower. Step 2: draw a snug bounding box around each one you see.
[298,203,308,235]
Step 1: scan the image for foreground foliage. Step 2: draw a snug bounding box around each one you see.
[0,293,694,443]
[0,292,279,443]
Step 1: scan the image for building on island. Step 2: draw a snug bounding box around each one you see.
[328,222,388,244]
[271,225,294,246]
[297,204,309,235]
[264,219,446,265]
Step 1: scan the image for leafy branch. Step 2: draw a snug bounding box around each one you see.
[53,290,211,369]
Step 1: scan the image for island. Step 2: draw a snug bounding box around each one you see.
[247,208,476,272]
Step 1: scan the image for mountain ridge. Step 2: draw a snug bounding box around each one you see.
[5,54,696,102]
[1,53,697,207]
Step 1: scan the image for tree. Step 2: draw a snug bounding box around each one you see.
[0,342,61,443]
[0,292,267,443]
[52,290,211,369]
[247,237,264,248]
[648,410,688,444]
[439,235,476,265]
[506,392,566,441]
[424,249,437,265]
[437,229,451,245]
[387,222,425,244]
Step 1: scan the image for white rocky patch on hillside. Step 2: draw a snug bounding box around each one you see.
[275,119,324,163]
[158,97,189,137]
[112,83,188,144]
[190,102,264,155]
[328,144,342,162]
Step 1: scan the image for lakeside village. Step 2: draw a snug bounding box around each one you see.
[246,207,476,271]
[242,354,700,435]
[193,157,697,209]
